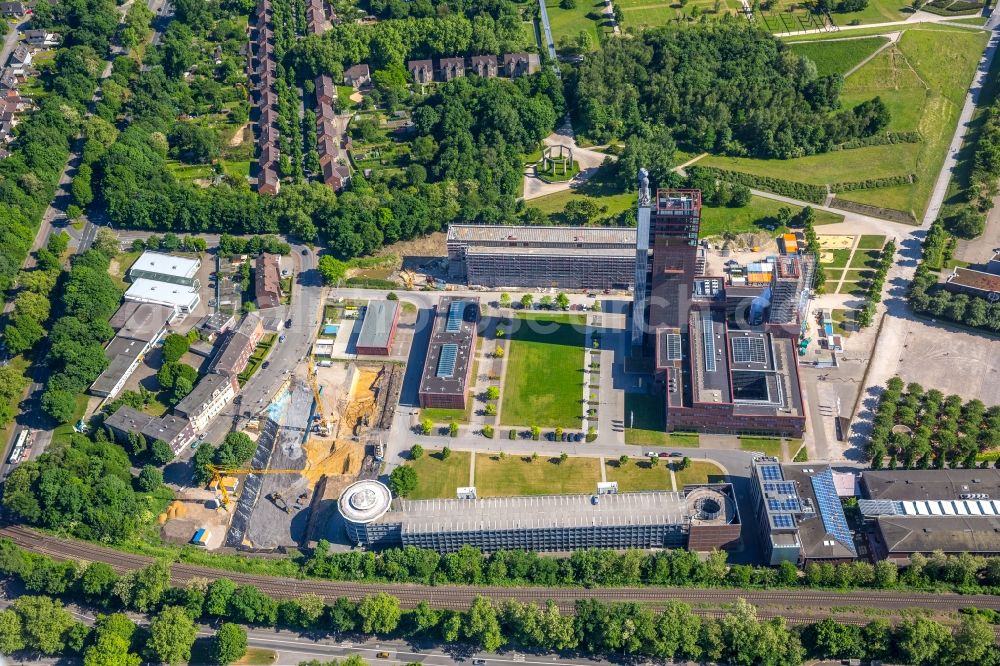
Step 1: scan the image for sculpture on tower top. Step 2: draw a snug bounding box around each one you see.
[638,168,651,207]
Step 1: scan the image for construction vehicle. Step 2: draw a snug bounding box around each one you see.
[400,270,416,289]
[307,356,331,437]
[207,465,306,509]
[267,492,290,513]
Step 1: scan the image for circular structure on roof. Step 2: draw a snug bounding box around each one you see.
[694,496,722,520]
[338,480,392,524]
[685,486,736,525]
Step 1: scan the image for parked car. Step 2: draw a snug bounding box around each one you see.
[473,660,487,665]
[646,451,657,457]
[262,361,270,369]
[278,335,286,343]
[377,653,390,659]
[669,452,683,458]
[658,452,670,458]
[285,318,293,328]
[574,433,583,442]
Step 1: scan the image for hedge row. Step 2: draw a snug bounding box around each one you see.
[694,167,827,203]
[832,131,922,151]
[829,198,917,224]
[830,174,916,193]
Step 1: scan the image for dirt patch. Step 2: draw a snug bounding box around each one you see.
[817,234,855,249]
[377,231,447,260]
[229,123,249,147]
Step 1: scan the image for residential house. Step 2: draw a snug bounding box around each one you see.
[0,1,25,17]
[23,30,62,47]
[9,45,32,76]
[254,253,281,309]
[439,57,465,81]
[174,372,239,433]
[503,52,540,77]
[104,406,196,454]
[407,59,433,84]
[343,64,370,88]
[208,313,264,378]
[470,55,498,78]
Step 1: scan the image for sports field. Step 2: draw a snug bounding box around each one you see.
[500,313,586,428]
[702,26,988,220]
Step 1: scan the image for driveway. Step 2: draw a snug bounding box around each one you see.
[522,133,615,201]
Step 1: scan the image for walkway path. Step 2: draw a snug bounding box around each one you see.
[773,10,986,38]
[842,31,900,78]
[522,135,615,200]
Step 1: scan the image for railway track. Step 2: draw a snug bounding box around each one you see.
[5,525,999,616]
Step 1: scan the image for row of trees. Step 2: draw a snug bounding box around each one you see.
[855,239,895,328]
[908,218,1000,334]
[0,541,994,666]
[865,377,1000,470]
[302,540,1000,593]
[569,22,889,158]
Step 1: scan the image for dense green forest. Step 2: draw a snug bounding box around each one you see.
[1,541,998,666]
[569,21,889,159]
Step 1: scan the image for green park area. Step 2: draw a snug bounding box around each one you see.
[674,460,726,487]
[547,0,609,53]
[605,458,672,492]
[759,0,909,32]
[739,436,785,458]
[420,401,474,424]
[617,0,740,31]
[704,25,988,220]
[475,453,601,496]
[500,313,586,429]
[788,37,888,77]
[405,449,472,500]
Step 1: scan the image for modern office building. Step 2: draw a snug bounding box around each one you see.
[418,296,479,409]
[339,479,741,552]
[355,300,400,356]
[858,469,1000,560]
[750,458,857,565]
[128,251,201,287]
[447,224,636,289]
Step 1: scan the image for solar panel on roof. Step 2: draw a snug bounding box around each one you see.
[702,317,716,372]
[666,334,682,361]
[773,515,795,528]
[732,336,767,364]
[445,301,464,333]
[767,498,800,512]
[436,343,458,378]
[760,465,783,481]
[809,468,856,555]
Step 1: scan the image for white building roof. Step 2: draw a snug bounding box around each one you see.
[130,251,200,280]
[125,278,200,310]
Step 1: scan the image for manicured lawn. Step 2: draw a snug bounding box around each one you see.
[832,308,857,337]
[738,436,784,458]
[763,0,907,30]
[474,453,601,496]
[500,313,585,428]
[788,37,889,77]
[822,279,840,292]
[700,195,842,237]
[624,429,702,447]
[856,234,887,250]
[165,160,213,181]
[821,248,853,269]
[536,160,581,182]
[528,188,635,222]
[51,394,91,447]
[406,450,471,499]
[547,0,606,53]
[849,249,882,269]
[843,269,875,281]
[221,160,251,179]
[703,26,987,219]
[605,459,672,492]
[674,460,726,487]
[841,282,869,296]
[619,0,739,30]
[420,399,474,424]
[109,250,142,290]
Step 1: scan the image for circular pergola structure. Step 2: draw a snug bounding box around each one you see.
[338,479,393,525]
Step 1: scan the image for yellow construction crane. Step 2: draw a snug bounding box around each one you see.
[400,270,416,289]
[207,465,304,509]
[307,356,330,436]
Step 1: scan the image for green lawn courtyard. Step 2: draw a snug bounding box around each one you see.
[605,458,672,492]
[500,313,586,428]
[405,449,472,500]
[474,453,601,496]
[674,460,727,487]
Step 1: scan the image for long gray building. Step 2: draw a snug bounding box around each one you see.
[447,224,636,289]
[338,480,741,553]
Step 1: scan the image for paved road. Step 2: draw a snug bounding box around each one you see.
[537,0,557,64]
[0,19,28,69]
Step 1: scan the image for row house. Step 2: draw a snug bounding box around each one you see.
[343,64,370,89]
[23,31,61,47]
[253,0,281,195]
[314,75,352,192]
[305,0,326,35]
[406,52,540,84]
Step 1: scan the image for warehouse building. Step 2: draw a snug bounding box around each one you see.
[124,278,201,313]
[858,469,1000,560]
[750,458,857,565]
[355,300,400,356]
[418,296,479,410]
[339,480,740,552]
[129,251,201,287]
[447,224,636,289]
[90,303,175,398]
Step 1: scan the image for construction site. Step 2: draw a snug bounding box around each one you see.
[159,360,403,552]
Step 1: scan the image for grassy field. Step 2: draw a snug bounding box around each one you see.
[475,453,601,496]
[548,0,606,52]
[738,436,784,458]
[618,0,739,30]
[856,234,887,249]
[420,398,474,424]
[700,195,843,237]
[849,248,882,269]
[832,308,857,336]
[605,458,672,492]
[500,313,586,428]
[221,160,251,179]
[406,450,471,499]
[703,26,987,219]
[674,460,726,487]
[165,160,214,182]
[788,37,889,77]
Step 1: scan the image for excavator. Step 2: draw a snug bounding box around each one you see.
[207,464,305,509]
[307,356,331,437]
